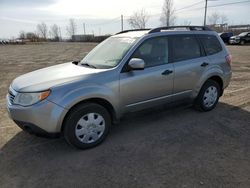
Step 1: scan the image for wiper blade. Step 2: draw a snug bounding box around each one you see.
[72,61,79,65]
[81,63,97,69]
[105,59,120,63]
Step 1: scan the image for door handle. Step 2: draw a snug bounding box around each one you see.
[162,69,173,75]
[201,62,209,67]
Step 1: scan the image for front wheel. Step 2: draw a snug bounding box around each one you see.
[63,103,111,149]
[194,80,221,112]
[240,40,245,45]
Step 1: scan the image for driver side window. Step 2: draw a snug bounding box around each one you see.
[131,37,169,68]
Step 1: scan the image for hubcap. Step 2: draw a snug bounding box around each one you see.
[75,113,105,143]
[203,86,218,108]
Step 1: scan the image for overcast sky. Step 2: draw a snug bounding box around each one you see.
[0,0,249,38]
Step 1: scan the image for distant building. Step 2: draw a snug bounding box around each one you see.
[72,34,94,42]
[228,25,250,30]
[208,24,250,34]
[71,34,111,42]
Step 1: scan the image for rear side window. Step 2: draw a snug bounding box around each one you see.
[171,35,201,62]
[199,35,222,55]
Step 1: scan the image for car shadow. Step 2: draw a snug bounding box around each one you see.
[1,102,250,187]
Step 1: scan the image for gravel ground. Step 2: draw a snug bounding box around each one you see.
[0,43,250,188]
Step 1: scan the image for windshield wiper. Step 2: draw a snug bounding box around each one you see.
[81,63,97,69]
[105,59,120,63]
[72,61,79,65]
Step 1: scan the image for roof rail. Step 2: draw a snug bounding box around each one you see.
[148,26,212,34]
[116,28,151,35]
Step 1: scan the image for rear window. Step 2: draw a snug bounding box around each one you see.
[199,35,222,55]
[171,35,201,62]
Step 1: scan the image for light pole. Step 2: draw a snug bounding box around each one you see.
[83,23,86,35]
[204,0,208,26]
[204,0,218,26]
[121,15,124,31]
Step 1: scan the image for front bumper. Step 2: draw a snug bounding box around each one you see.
[229,39,240,44]
[6,95,68,135]
[13,120,60,137]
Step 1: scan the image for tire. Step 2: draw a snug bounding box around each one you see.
[63,103,111,149]
[240,40,245,45]
[194,80,221,112]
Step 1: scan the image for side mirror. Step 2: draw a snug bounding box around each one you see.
[128,58,145,70]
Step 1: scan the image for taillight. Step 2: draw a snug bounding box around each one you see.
[225,54,232,66]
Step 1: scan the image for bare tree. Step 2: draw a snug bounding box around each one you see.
[66,18,77,41]
[183,20,192,26]
[37,22,48,39]
[208,12,220,25]
[220,14,228,24]
[26,32,39,42]
[19,31,26,39]
[50,24,60,41]
[128,9,149,29]
[208,12,229,26]
[160,0,176,26]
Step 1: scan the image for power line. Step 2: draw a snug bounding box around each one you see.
[176,0,250,13]
[175,0,204,12]
[208,0,250,8]
[87,17,120,26]
[74,0,250,33]
[150,0,204,17]
[79,1,250,27]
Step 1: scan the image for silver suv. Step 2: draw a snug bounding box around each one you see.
[6,26,232,149]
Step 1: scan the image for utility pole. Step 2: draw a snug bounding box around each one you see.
[99,28,101,36]
[121,15,124,31]
[204,0,208,26]
[59,26,62,41]
[83,23,86,35]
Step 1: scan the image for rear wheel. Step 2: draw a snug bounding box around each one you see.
[63,103,111,149]
[194,80,221,112]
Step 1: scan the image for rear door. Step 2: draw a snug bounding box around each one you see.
[169,34,210,100]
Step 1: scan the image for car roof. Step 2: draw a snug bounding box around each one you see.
[113,30,150,38]
[114,26,214,38]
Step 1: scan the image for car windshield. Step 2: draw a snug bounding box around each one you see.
[239,32,248,36]
[80,37,137,69]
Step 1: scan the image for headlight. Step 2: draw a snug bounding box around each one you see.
[13,90,50,106]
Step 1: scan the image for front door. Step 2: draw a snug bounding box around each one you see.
[119,36,174,112]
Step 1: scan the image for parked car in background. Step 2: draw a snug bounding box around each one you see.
[0,39,9,45]
[6,26,232,149]
[229,31,250,45]
[219,32,233,44]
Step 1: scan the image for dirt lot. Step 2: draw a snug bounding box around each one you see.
[0,43,250,188]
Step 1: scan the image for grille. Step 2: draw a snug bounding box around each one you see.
[8,87,16,105]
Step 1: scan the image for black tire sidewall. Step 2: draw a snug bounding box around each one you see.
[63,103,111,149]
[196,80,220,111]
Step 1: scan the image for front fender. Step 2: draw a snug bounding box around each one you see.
[48,83,120,116]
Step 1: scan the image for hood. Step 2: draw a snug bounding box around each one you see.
[230,35,240,39]
[12,62,106,92]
